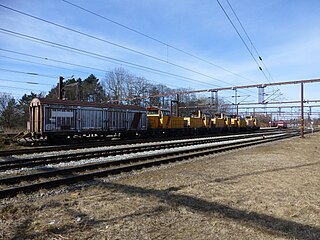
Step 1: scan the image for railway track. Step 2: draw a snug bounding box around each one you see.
[0,128,280,157]
[0,130,288,172]
[0,130,299,198]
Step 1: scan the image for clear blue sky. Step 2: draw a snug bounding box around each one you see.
[1,0,319,111]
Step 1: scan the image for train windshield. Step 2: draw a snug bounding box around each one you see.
[147,109,159,115]
[161,110,171,116]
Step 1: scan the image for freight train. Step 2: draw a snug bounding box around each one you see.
[29,98,259,142]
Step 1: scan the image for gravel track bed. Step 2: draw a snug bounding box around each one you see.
[2,132,318,239]
[0,134,285,178]
[0,132,277,161]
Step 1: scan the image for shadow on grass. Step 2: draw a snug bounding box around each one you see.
[99,182,320,239]
[7,161,320,239]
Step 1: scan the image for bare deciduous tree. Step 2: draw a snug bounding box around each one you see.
[104,67,129,103]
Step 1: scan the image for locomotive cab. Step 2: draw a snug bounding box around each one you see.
[146,107,161,128]
[184,110,205,128]
[146,107,184,129]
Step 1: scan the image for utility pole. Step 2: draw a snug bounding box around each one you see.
[301,83,304,138]
[170,94,180,116]
[58,76,64,100]
[214,91,218,113]
[258,86,265,103]
[232,88,239,115]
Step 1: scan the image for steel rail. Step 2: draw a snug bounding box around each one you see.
[0,130,286,171]
[0,128,278,157]
[0,132,298,198]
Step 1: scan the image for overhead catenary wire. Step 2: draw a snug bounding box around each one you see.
[0,3,238,88]
[225,0,281,99]
[0,1,316,108]
[0,48,111,74]
[216,0,270,83]
[0,50,182,89]
[0,28,225,89]
[0,54,99,77]
[0,3,263,99]
[0,67,58,79]
[0,47,259,102]
[0,42,217,90]
[0,29,259,98]
[0,84,45,92]
[0,78,52,86]
[61,0,259,85]
[2,29,194,89]
[225,0,275,82]
[0,79,50,97]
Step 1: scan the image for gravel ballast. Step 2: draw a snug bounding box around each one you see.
[1,133,320,239]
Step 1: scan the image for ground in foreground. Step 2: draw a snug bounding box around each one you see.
[1,133,320,239]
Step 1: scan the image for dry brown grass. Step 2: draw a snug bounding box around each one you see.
[0,134,27,151]
[1,133,320,239]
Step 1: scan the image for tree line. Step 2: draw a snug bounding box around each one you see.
[2,67,317,131]
[47,67,204,108]
[0,67,212,130]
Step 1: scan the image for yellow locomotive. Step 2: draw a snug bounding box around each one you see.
[147,107,184,129]
[146,107,259,135]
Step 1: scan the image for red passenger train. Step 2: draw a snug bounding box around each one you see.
[276,120,287,128]
[268,120,287,129]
